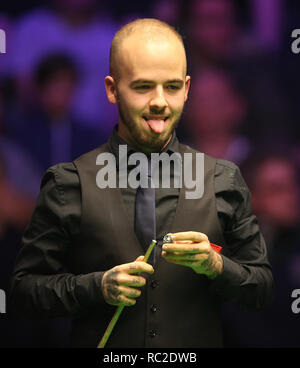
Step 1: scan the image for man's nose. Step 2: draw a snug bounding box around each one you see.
[149,86,168,110]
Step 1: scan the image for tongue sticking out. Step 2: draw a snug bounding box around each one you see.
[146,119,166,133]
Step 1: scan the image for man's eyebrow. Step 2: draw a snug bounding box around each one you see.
[130,79,154,86]
[165,79,184,84]
[130,79,184,86]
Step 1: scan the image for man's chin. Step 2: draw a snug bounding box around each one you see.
[136,131,172,153]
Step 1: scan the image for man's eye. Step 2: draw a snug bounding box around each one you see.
[166,85,180,90]
[135,85,151,90]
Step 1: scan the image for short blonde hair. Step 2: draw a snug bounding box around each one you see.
[109,18,186,81]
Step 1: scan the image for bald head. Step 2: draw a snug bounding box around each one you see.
[110,18,186,81]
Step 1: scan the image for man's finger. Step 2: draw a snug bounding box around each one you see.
[117,273,147,287]
[162,242,210,254]
[126,262,154,274]
[135,255,145,262]
[169,231,208,243]
[118,261,154,274]
[118,285,141,299]
[116,294,136,307]
[162,252,207,261]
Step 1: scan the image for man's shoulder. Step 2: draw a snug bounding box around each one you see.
[178,143,239,172]
[41,162,79,189]
[215,158,240,172]
[40,142,110,190]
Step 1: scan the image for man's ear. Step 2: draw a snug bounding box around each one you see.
[104,75,118,104]
[184,75,191,102]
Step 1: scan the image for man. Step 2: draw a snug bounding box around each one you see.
[10,19,273,348]
[7,53,104,173]
[184,68,250,165]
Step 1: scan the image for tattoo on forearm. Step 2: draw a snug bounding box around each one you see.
[205,252,223,279]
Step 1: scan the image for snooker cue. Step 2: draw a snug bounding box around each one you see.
[97,239,157,348]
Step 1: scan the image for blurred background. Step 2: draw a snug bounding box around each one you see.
[0,0,299,347]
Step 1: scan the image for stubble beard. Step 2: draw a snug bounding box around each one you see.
[117,100,182,153]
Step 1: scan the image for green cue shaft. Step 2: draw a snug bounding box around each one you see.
[97,239,157,348]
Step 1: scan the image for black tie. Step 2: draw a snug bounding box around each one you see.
[134,159,156,264]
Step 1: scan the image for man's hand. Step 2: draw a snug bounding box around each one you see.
[101,256,154,306]
[162,232,223,279]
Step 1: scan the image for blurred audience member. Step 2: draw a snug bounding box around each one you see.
[185,0,292,147]
[8,0,118,129]
[245,154,299,244]
[0,82,40,228]
[7,53,103,173]
[0,154,37,235]
[186,0,283,68]
[0,79,71,348]
[185,68,249,165]
[186,0,239,70]
[222,153,300,347]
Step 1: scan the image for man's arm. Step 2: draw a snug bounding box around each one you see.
[9,164,105,318]
[212,162,274,311]
[162,162,274,311]
[9,164,153,318]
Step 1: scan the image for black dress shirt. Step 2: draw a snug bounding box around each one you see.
[10,127,273,320]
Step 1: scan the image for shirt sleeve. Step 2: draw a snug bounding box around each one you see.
[9,163,106,319]
[210,160,274,310]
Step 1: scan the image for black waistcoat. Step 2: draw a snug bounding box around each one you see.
[71,142,226,348]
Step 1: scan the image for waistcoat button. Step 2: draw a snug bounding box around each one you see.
[149,329,157,338]
[150,304,159,313]
[151,280,159,288]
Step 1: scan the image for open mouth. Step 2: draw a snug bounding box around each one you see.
[143,116,169,134]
